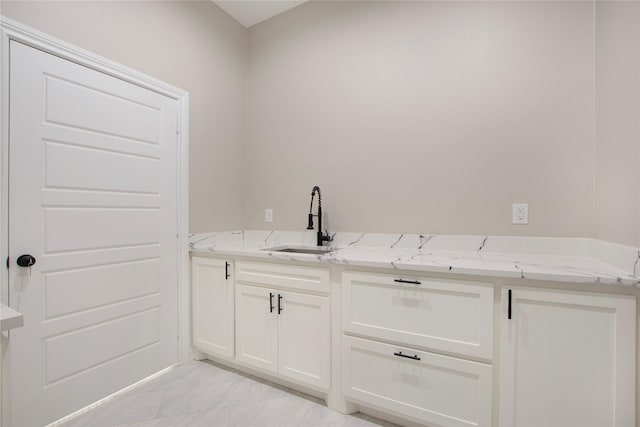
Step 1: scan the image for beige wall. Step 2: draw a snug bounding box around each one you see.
[595,1,640,247]
[245,1,596,237]
[3,1,639,245]
[1,0,248,233]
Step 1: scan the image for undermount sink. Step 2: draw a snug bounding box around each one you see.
[263,245,334,255]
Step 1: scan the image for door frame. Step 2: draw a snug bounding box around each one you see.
[0,15,191,424]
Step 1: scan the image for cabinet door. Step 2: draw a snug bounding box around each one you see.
[192,257,234,358]
[235,284,278,373]
[500,287,635,427]
[278,291,330,389]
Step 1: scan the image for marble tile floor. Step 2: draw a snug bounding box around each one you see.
[59,360,398,427]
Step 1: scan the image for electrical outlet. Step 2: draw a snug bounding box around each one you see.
[512,203,528,225]
[265,208,273,223]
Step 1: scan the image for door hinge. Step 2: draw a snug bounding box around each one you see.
[6,257,9,269]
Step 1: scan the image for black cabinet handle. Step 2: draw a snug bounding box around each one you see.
[225,262,230,280]
[278,294,283,314]
[508,289,512,320]
[394,278,421,285]
[393,351,421,361]
[269,292,274,313]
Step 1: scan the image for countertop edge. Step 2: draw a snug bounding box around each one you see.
[189,247,640,288]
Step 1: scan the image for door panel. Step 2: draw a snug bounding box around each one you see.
[8,41,179,426]
[44,71,161,144]
[192,257,234,358]
[43,141,160,193]
[43,258,160,320]
[278,291,330,389]
[235,284,278,373]
[499,287,635,427]
[44,207,159,252]
[44,308,161,385]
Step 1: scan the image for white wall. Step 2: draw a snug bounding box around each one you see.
[595,1,640,247]
[0,0,248,233]
[245,1,596,237]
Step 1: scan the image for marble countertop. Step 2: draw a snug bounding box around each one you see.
[190,230,640,287]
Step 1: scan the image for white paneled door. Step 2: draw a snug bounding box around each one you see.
[8,41,179,426]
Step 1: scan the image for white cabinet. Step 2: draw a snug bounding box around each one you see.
[278,290,331,388]
[191,254,639,427]
[499,287,636,427]
[236,284,330,389]
[342,270,495,426]
[342,335,493,427]
[343,272,494,359]
[191,256,234,358]
[235,261,330,390]
[235,284,278,372]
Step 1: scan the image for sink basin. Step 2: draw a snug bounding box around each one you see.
[263,245,334,255]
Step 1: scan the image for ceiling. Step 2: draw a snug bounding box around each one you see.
[213,1,309,27]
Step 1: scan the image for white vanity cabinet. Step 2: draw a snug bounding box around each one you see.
[341,271,494,427]
[235,261,331,390]
[190,248,639,427]
[499,287,636,427]
[191,256,234,358]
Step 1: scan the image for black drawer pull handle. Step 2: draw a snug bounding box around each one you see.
[278,294,283,314]
[225,262,230,280]
[269,292,274,313]
[394,279,421,285]
[394,351,421,361]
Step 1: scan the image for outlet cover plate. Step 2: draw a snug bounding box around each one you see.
[512,203,528,225]
[265,208,273,223]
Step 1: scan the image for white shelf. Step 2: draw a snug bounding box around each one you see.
[1,303,24,331]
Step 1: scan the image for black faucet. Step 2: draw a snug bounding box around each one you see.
[307,186,332,246]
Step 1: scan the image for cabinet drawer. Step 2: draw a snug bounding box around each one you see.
[236,261,330,294]
[342,271,493,359]
[342,335,492,427]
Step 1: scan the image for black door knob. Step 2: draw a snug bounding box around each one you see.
[17,254,36,267]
